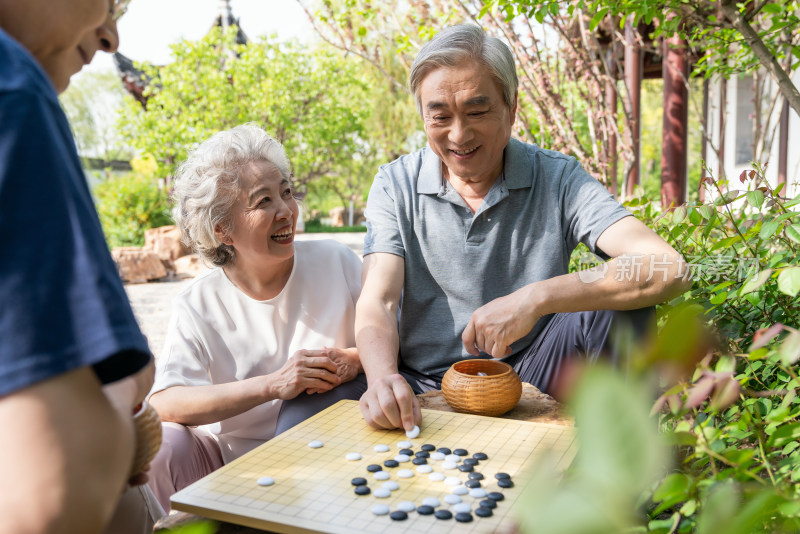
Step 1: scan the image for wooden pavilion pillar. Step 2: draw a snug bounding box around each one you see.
[624,19,642,197]
[661,34,689,209]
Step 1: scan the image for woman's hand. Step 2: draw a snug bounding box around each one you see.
[268,351,341,400]
[303,347,361,394]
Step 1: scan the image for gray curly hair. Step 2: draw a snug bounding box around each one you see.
[171,124,292,266]
[409,24,518,115]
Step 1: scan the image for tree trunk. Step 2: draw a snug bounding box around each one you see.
[720,0,800,117]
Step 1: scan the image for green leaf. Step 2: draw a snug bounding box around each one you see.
[710,292,727,304]
[780,328,800,365]
[786,224,800,244]
[760,220,781,239]
[589,7,608,30]
[767,422,800,448]
[739,268,772,295]
[762,2,782,13]
[698,205,714,220]
[746,190,764,208]
[671,205,687,224]
[777,267,800,297]
[654,473,691,502]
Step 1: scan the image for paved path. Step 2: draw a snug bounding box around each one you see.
[125,233,365,358]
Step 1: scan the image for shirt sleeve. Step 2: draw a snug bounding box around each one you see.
[150,299,213,395]
[0,90,150,396]
[558,158,631,257]
[363,167,406,258]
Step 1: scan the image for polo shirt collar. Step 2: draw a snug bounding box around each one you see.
[417,137,532,194]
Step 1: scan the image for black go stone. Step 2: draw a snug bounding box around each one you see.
[351,477,367,486]
[465,479,481,488]
[366,464,382,473]
[462,458,478,467]
[412,457,428,465]
[417,505,435,515]
[399,448,413,456]
[435,510,453,520]
[390,511,408,521]
[453,448,468,456]
[458,464,474,472]
[475,506,493,518]
[421,444,436,451]
[480,499,497,509]
[498,478,515,488]
[383,460,399,468]
[354,486,371,495]
[494,472,511,480]
[415,451,430,458]
[473,452,488,461]
[487,492,505,502]
[437,447,452,455]
[468,472,485,480]
[455,512,473,523]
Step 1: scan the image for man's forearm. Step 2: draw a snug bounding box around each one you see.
[534,252,689,316]
[355,297,401,382]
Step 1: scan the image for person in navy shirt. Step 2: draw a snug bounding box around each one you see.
[0,1,159,532]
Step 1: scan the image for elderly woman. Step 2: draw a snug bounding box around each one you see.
[147,124,363,511]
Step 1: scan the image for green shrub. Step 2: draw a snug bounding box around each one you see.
[93,170,172,248]
[549,165,800,533]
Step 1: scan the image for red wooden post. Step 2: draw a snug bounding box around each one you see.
[661,33,689,209]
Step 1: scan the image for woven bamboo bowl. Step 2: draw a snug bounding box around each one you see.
[131,401,162,477]
[441,359,522,416]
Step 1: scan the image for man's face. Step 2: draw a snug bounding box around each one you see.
[418,60,516,187]
[0,0,118,93]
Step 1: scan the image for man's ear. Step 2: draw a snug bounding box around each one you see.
[214,224,232,245]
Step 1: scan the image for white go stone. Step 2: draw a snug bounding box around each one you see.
[374,488,391,498]
[394,454,411,463]
[428,472,446,481]
[453,503,472,514]
[421,497,441,508]
[256,477,275,487]
[345,452,361,461]
[307,440,323,449]
[381,480,399,491]
[397,440,413,448]
[374,444,390,453]
[444,477,462,486]
[451,486,469,496]
[430,452,446,461]
[442,461,459,470]
[371,504,390,515]
[416,464,433,474]
[469,488,487,498]
[373,471,390,481]
[397,501,416,512]
[443,494,462,505]
[445,454,461,463]
[405,425,420,439]
[397,469,414,478]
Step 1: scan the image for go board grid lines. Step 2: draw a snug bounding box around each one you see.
[171,400,576,534]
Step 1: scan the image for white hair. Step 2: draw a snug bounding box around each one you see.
[409,24,518,114]
[171,123,291,266]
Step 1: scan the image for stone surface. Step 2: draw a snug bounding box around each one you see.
[173,253,210,278]
[144,225,192,264]
[418,382,573,426]
[112,247,168,284]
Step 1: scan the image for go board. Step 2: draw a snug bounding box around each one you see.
[171,400,577,533]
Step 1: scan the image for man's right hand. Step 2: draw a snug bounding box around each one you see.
[359,373,421,431]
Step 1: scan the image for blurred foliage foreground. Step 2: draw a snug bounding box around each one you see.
[522,165,800,533]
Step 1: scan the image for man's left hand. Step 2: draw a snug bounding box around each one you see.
[462,286,540,359]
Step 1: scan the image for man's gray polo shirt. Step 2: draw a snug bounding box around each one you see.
[364,137,631,378]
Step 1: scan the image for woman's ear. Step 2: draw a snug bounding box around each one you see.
[214,224,232,246]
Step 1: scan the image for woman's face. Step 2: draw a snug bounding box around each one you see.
[0,0,119,93]
[221,160,299,269]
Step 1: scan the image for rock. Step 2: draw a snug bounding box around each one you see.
[418,382,572,426]
[112,247,168,284]
[329,206,345,227]
[173,254,210,278]
[144,225,191,264]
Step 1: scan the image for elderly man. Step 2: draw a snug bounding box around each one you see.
[354,24,688,431]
